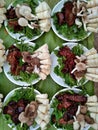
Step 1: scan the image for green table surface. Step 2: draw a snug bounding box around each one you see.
[0,0,95,130]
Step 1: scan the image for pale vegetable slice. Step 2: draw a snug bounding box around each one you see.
[38,72,47,80]
[87,68,98,75]
[40,59,51,65]
[87,0,98,8]
[88,106,98,113]
[0,0,5,7]
[84,48,97,57]
[36,98,49,105]
[36,94,48,99]
[35,44,49,53]
[0,8,6,14]
[86,59,98,67]
[38,104,48,114]
[36,10,51,19]
[35,116,42,124]
[40,64,50,70]
[87,95,97,102]
[87,27,98,33]
[87,54,98,60]
[85,75,98,82]
[41,68,50,75]
[86,102,98,106]
[90,123,98,130]
[35,1,51,13]
[73,121,80,130]
[87,23,98,28]
[88,18,98,23]
[37,52,50,60]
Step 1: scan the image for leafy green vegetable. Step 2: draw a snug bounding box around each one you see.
[53,13,88,40]
[16,42,36,53]
[4,87,35,104]
[72,44,84,56]
[14,71,39,84]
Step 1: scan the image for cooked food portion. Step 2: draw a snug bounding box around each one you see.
[51,89,98,130]
[7,43,51,83]
[35,94,50,130]
[3,99,29,124]
[74,95,98,130]
[0,0,6,28]
[51,90,87,129]
[71,47,98,82]
[0,39,6,73]
[5,0,51,39]
[3,88,50,130]
[54,44,86,86]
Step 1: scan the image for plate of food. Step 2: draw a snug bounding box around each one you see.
[50,88,98,130]
[51,0,92,41]
[50,42,88,87]
[3,87,50,130]
[3,41,51,86]
[5,0,51,41]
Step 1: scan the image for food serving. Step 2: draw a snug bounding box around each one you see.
[0,0,6,28]
[4,42,51,86]
[3,87,50,130]
[5,0,51,41]
[50,88,98,130]
[50,43,88,87]
[51,0,98,41]
[0,39,6,73]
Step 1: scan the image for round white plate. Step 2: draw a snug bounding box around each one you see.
[50,88,90,130]
[51,0,91,42]
[3,87,40,130]
[50,42,88,88]
[4,2,44,42]
[3,41,41,86]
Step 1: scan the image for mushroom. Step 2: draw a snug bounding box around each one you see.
[76,114,85,122]
[84,115,95,124]
[18,112,29,125]
[75,18,82,28]
[71,62,86,74]
[18,17,28,27]
[19,5,32,17]
[80,105,87,114]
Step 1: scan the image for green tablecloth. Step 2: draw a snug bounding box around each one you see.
[0,0,95,130]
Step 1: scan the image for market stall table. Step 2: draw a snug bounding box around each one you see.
[0,0,97,130]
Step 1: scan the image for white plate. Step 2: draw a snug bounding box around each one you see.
[51,0,91,42]
[5,2,44,42]
[50,88,90,130]
[3,87,40,130]
[50,42,88,87]
[3,41,41,86]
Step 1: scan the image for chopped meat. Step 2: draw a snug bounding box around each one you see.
[63,1,76,26]
[3,99,29,125]
[57,46,76,78]
[56,12,65,25]
[8,20,23,32]
[63,112,73,122]
[6,6,17,19]
[59,118,67,125]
